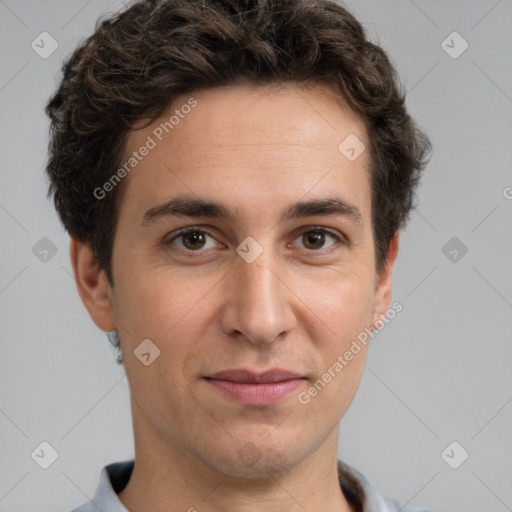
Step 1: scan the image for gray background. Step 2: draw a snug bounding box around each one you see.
[0,1,511,511]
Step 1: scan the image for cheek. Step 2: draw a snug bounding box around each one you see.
[294,266,376,343]
[295,273,373,416]
[293,268,374,406]
[112,264,221,359]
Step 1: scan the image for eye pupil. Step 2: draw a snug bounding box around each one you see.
[183,232,206,250]
[173,228,337,253]
[303,231,325,249]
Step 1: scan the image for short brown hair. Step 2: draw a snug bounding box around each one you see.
[45,0,431,286]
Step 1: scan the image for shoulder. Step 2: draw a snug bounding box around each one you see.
[382,497,433,512]
[67,502,97,512]
[338,459,434,512]
[66,460,134,512]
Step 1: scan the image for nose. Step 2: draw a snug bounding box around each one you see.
[219,247,297,346]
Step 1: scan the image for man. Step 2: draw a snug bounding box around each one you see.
[45,0,432,510]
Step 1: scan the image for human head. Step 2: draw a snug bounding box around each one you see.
[44,0,432,490]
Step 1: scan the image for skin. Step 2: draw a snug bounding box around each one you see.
[71,82,399,512]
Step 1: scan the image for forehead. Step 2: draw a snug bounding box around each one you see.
[118,82,371,224]
[153,82,365,152]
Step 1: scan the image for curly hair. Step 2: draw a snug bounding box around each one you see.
[45,0,431,287]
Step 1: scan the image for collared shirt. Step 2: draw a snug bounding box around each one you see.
[69,459,432,512]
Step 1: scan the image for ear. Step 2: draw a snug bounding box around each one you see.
[371,232,399,328]
[69,236,116,332]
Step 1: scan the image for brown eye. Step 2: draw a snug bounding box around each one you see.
[181,231,207,250]
[295,229,340,251]
[169,229,217,251]
[302,231,326,249]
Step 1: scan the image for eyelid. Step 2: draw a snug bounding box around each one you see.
[289,225,349,251]
[166,226,219,248]
[164,224,349,254]
[294,225,347,242]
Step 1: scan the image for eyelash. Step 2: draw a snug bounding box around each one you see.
[165,226,348,257]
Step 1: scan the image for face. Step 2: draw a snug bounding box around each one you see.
[75,82,397,478]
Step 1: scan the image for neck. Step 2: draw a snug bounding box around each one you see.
[117,401,354,512]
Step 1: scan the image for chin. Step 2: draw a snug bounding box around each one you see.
[215,453,300,480]
[196,435,308,480]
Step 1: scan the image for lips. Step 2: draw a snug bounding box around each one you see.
[204,368,306,405]
[206,368,303,383]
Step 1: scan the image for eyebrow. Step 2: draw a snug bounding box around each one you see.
[141,195,363,227]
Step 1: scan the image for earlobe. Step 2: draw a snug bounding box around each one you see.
[69,236,117,332]
[371,233,399,328]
